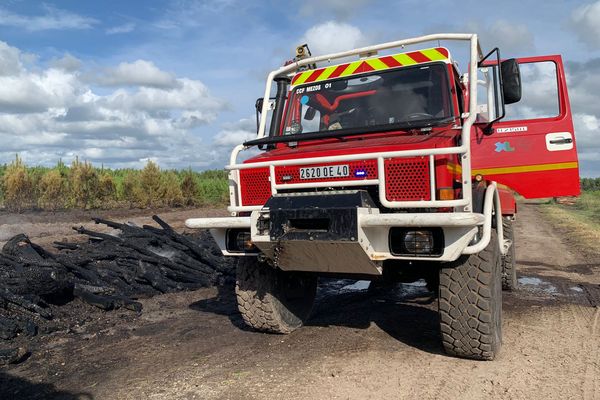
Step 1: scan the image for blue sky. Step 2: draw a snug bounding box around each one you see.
[0,0,599,176]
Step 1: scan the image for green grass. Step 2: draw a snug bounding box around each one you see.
[541,189,600,251]
[572,191,600,224]
[547,190,600,228]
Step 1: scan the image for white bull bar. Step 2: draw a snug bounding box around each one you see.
[185,33,510,271]
[226,145,469,213]
[185,182,508,266]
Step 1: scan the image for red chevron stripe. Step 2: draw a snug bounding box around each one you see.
[407,51,430,63]
[328,64,349,79]
[304,68,324,83]
[435,47,449,57]
[379,55,402,68]
[291,73,302,85]
[356,61,374,74]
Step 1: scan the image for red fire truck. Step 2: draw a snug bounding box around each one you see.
[186,34,579,360]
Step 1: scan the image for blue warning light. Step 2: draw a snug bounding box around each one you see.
[354,170,367,177]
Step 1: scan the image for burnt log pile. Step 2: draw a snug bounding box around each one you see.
[0,215,233,363]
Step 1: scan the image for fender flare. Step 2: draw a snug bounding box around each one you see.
[463,182,509,256]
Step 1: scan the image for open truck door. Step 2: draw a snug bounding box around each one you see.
[471,55,580,198]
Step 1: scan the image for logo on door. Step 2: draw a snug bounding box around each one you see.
[495,142,515,152]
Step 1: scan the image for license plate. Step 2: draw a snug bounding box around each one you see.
[299,165,349,179]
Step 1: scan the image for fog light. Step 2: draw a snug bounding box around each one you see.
[403,230,434,254]
[226,229,257,252]
[236,231,254,251]
[389,228,443,257]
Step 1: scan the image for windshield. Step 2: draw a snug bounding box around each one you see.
[282,63,454,136]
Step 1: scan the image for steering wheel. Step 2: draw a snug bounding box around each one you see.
[404,112,434,120]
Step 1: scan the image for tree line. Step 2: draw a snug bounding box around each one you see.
[581,177,600,192]
[0,156,228,212]
[1,155,598,212]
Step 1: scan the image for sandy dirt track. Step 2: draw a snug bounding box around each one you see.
[1,204,599,400]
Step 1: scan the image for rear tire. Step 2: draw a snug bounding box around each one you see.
[501,218,517,291]
[235,257,317,334]
[439,231,502,360]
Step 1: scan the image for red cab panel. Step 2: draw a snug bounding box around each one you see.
[471,55,580,198]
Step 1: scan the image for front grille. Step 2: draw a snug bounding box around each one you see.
[384,157,430,201]
[238,156,432,207]
[239,168,270,206]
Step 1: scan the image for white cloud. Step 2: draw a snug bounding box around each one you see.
[0,66,83,113]
[213,117,256,147]
[573,113,600,176]
[0,40,227,169]
[50,54,82,72]
[0,5,97,31]
[156,0,238,30]
[300,0,371,19]
[92,60,178,88]
[103,78,225,115]
[563,58,600,177]
[0,41,22,76]
[566,58,600,116]
[465,20,534,54]
[300,21,368,56]
[570,1,600,49]
[106,22,136,35]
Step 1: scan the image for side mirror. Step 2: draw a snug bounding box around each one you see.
[255,98,264,133]
[501,59,522,105]
[255,97,263,112]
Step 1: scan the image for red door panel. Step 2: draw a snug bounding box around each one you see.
[471,55,580,198]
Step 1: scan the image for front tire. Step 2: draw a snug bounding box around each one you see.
[235,257,317,334]
[439,231,502,360]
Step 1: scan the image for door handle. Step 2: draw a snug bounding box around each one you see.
[549,138,573,145]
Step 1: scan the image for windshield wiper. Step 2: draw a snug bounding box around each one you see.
[243,116,455,147]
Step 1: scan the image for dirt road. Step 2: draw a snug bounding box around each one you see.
[2,204,600,400]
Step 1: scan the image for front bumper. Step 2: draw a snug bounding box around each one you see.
[185,208,483,275]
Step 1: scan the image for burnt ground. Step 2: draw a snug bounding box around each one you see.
[1,204,600,400]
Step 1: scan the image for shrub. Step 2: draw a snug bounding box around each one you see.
[181,169,199,206]
[139,161,162,207]
[160,171,184,207]
[121,171,142,208]
[69,158,98,209]
[198,177,229,205]
[98,172,117,206]
[38,170,66,210]
[2,155,33,212]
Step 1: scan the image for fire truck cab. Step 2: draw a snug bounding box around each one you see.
[186,34,579,360]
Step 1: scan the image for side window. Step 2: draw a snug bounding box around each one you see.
[504,61,559,121]
[475,64,502,123]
